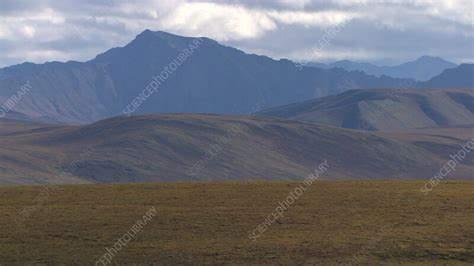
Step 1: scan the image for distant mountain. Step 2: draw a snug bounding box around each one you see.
[1,114,473,185]
[420,64,474,88]
[258,88,474,131]
[0,30,414,124]
[307,56,458,81]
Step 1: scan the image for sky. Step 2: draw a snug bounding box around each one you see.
[0,0,472,67]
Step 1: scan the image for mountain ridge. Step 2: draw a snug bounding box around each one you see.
[0,30,471,125]
[0,30,415,124]
[258,88,474,131]
[306,56,458,81]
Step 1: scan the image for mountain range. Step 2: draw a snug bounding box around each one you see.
[307,56,458,81]
[0,29,473,185]
[0,30,472,124]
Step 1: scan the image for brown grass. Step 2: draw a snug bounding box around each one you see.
[0,180,473,265]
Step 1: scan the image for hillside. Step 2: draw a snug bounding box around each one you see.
[307,56,458,81]
[421,64,474,88]
[1,114,473,185]
[258,88,474,131]
[0,30,419,124]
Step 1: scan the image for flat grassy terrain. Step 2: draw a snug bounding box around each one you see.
[0,181,473,265]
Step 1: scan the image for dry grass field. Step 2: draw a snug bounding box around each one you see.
[0,181,473,265]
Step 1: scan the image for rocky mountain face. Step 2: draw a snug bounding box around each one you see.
[0,30,414,124]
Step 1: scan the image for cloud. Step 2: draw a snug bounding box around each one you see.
[20,25,36,38]
[157,3,357,40]
[0,0,472,67]
[410,0,473,26]
[268,10,357,27]
[159,2,277,40]
[276,0,313,9]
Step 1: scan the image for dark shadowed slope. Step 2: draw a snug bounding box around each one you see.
[0,30,415,124]
[1,114,473,185]
[258,89,474,131]
[307,56,458,81]
[420,64,474,88]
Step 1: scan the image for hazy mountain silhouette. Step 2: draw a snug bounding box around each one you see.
[0,30,414,124]
[307,56,458,81]
[0,30,471,124]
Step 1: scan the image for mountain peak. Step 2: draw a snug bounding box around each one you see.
[134,29,193,44]
[414,55,448,63]
[138,29,188,39]
[93,30,209,62]
[131,29,217,50]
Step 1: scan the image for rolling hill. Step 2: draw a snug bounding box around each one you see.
[258,88,474,131]
[1,114,473,185]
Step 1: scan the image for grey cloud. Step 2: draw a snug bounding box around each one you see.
[0,0,472,67]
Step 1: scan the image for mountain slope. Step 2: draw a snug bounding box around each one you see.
[1,114,473,185]
[258,89,474,131]
[0,30,415,124]
[307,56,458,81]
[420,64,474,88]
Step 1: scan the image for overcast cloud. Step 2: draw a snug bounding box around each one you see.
[0,0,472,67]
